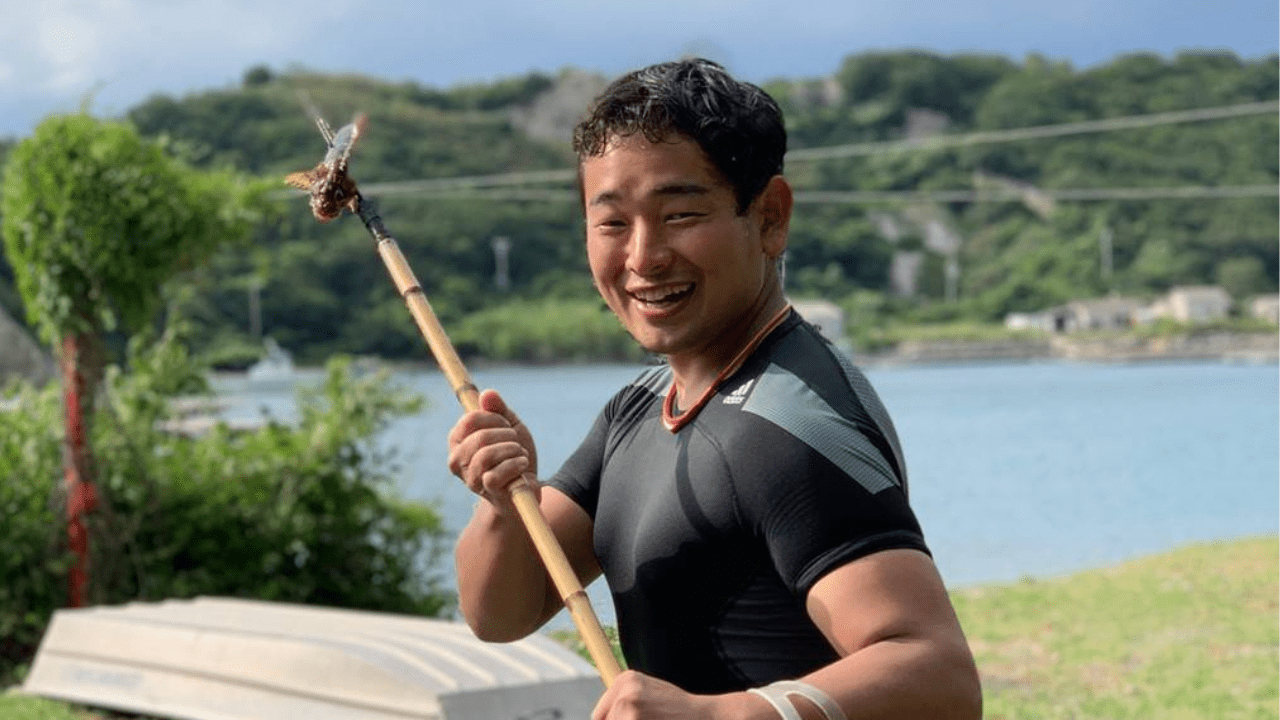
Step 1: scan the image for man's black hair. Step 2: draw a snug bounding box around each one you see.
[572,58,787,214]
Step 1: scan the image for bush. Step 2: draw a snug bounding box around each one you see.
[0,381,70,688]
[0,328,453,687]
[451,298,648,363]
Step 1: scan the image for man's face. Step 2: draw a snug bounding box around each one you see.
[581,135,786,365]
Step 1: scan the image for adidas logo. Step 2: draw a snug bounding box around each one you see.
[723,379,754,405]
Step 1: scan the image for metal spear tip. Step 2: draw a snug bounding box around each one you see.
[324,114,367,167]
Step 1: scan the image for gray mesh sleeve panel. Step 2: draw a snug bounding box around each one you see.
[740,363,899,495]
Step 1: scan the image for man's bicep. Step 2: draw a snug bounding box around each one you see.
[537,486,603,618]
[805,548,967,656]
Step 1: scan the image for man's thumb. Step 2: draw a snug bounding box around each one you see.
[478,388,511,418]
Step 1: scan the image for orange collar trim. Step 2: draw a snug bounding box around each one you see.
[661,305,792,432]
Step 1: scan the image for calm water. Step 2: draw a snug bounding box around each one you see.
[213,359,1279,627]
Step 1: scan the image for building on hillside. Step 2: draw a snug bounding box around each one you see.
[1148,286,1233,324]
[791,299,845,342]
[790,298,854,357]
[1004,310,1059,333]
[1005,297,1144,334]
[1005,286,1252,334]
[1059,296,1147,332]
[1249,294,1279,325]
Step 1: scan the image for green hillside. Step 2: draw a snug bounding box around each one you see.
[1,51,1275,364]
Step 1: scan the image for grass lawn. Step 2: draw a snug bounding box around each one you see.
[953,534,1278,719]
[0,693,111,719]
[6,535,1276,719]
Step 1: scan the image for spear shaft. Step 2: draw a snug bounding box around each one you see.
[357,198,622,687]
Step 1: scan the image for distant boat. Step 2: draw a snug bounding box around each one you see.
[246,338,295,384]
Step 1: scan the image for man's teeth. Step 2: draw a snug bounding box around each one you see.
[633,284,693,303]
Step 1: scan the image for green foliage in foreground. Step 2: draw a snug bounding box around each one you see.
[0,328,452,687]
[953,535,1279,720]
[0,114,265,345]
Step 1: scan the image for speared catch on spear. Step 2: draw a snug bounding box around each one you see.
[284,108,623,687]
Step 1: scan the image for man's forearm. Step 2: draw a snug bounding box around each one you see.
[454,501,558,642]
[790,635,982,720]
[593,635,980,720]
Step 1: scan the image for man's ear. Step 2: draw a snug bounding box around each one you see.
[756,175,793,257]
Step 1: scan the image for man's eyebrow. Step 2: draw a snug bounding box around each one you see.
[587,190,620,208]
[587,182,712,208]
[653,183,711,198]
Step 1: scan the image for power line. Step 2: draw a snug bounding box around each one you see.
[793,184,1278,204]
[362,184,1278,205]
[786,100,1280,161]
[362,169,577,196]
[350,100,1279,198]
[389,188,579,202]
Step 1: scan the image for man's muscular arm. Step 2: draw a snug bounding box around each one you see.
[591,550,981,720]
[781,548,982,720]
[450,389,602,641]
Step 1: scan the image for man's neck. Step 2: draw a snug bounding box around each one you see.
[667,296,790,415]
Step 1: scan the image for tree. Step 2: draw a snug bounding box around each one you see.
[1,113,264,607]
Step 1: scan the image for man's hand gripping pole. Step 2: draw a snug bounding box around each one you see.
[286,112,622,687]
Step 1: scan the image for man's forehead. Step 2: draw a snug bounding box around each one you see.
[599,130,683,153]
[581,136,724,203]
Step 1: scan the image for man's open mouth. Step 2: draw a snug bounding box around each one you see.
[629,283,694,308]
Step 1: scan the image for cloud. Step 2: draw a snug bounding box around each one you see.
[5,1,352,95]
[0,0,369,134]
[32,9,99,92]
[0,0,1273,139]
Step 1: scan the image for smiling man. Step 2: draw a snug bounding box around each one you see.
[448,58,981,720]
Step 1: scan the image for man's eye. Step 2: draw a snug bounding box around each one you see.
[667,211,703,222]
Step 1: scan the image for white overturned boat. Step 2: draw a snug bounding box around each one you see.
[19,597,605,719]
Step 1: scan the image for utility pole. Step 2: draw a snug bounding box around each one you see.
[1099,226,1114,291]
[491,236,512,291]
[248,279,263,341]
[945,254,960,303]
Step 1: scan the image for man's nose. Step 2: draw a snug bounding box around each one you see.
[626,221,674,275]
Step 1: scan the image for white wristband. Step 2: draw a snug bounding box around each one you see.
[748,684,802,720]
[748,680,848,720]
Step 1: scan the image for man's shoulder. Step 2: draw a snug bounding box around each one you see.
[599,363,669,427]
[718,320,909,492]
[629,363,672,394]
[616,364,669,407]
[748,316,867,406]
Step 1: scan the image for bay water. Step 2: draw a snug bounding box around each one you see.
[213,358,1279,628]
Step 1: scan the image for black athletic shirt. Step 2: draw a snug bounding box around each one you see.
[547,310,929,693]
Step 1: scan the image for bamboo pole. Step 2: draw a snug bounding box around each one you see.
[356,199,622,687]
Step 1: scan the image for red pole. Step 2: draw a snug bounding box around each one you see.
[60,334,99,608]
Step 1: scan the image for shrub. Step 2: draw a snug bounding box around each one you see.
[0,381,70,687]
[0,328,452,686]
[452,298,648,363]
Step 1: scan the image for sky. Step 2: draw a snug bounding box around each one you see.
[1,0,1276,140]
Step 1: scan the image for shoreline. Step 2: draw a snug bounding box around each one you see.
[856,329,1278,368]
[195,329,1279,383]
